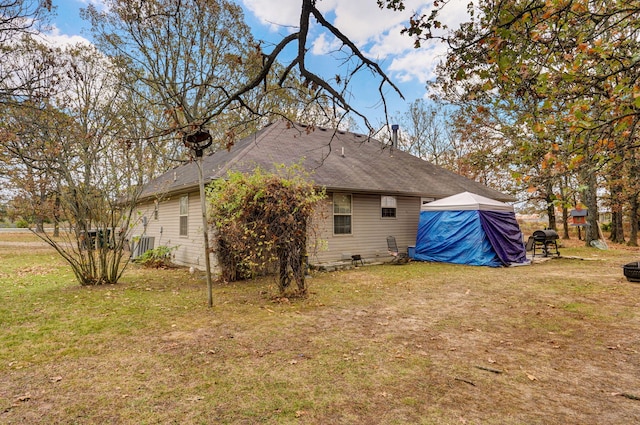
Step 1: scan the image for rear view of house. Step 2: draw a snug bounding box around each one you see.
[133,120,513,270]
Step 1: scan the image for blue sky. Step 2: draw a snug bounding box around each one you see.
[46,0,470,132]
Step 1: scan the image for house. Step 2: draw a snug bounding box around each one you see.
[132,120,513,270]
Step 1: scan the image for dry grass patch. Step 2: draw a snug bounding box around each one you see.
[1,233,640,424]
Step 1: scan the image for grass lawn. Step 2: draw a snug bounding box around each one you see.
[1,233,640,424]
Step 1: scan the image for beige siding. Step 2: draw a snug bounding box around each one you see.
[132,192,217,271]
[310,192,420,264]
[134,190,420,269]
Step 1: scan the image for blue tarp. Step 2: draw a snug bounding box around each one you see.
[414,210,527,267]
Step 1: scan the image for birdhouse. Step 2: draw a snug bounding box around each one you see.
[570,209,588,226]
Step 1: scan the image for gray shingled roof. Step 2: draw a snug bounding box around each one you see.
[139,120,513,202]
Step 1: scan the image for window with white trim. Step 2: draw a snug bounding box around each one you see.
[179,195,188,236]
[381,195,397,218]
[421,197,435,207]
[333,193,352,235]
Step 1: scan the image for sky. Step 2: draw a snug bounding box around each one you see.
[46,0,471,132]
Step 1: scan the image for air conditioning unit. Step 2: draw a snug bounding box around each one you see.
[132,236,155,259]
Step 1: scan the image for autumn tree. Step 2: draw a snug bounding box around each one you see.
[398,0,640,245]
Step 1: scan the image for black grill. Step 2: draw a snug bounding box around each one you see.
[623,262,640,282]
[531,229,560,257]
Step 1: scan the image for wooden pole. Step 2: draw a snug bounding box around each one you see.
[196,154,213,307]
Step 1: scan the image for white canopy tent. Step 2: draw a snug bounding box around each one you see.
[422,191,514,212]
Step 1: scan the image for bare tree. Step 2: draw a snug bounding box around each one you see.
[394,100,454,165]
[0,37,151,285]
[84,0,403,142]
[0,0,54,101]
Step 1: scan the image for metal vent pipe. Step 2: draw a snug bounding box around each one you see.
[391,124,399,148]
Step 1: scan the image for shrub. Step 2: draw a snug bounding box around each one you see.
[15,218,29,228]
[207,164,325,295]
[135,245,177,268]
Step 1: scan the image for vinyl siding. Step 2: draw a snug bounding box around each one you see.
[310,192,420,264]
[134,190,420,270]
[132,192,217,271]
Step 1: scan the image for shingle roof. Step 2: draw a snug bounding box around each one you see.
[139,120,513,202]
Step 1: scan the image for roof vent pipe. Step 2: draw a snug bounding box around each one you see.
[391,124,399,148]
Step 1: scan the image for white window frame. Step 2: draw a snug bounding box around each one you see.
[333,193,352,235]
[421,197,435,208]
[179,195,188,236]
[381,195,397,219]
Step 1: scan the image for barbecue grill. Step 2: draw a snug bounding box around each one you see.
[531,229,560,257]
[623,262,640,282]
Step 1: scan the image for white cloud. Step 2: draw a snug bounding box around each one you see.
[366,24,415,60]
[76,0,108,7]
[242,0,472,85]
[388,46,446,84]
[311,32,342,56]
[319,0,411,46]
[241,0,301,30]
[42,25,93,48]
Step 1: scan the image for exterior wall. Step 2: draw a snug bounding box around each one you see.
[309,192,421,264]
[133,190,421,270]
[132,192,217,271]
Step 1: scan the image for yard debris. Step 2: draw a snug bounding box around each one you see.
[475,365,503,374]
[455,377,476,386]
[526,373,538,381]
[612,392,640,401]
[49,376,62,383]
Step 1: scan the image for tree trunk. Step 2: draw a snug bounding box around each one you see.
[560,175,570,239]
[609,182,625,243]
[629,195,639,247]
[544,182,557,231]
[561,205,570,239]
[580,167,599,245]
[53,194,60,237]
[610,210,625,243]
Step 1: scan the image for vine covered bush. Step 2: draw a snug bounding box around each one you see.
[207,165,325,295]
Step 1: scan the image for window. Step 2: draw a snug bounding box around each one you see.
[333,193,352,235]
[179,195,188,236]
[381,196,397,218]
[421,197,435,207]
